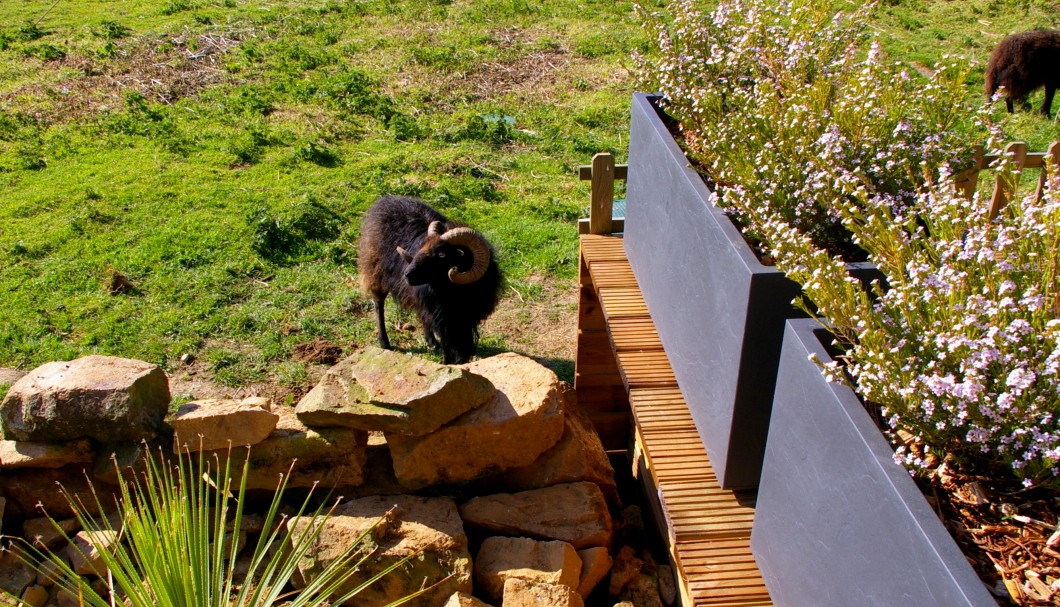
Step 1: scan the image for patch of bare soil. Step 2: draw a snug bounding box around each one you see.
[393,25,572,106]
[464,49,570,102]
[2,29,245,123]
[291,338,344,365]
[483,277,578,363]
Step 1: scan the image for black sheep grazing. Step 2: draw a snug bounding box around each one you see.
[984,29,1060,118]
[357,195,502,364]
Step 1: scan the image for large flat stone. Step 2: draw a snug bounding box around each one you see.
[459,481,612,549]
[171,397,278,452]
[288,494,472,606]
[0,356,170,442]
[296,347,495,436]
[577,546,613,598]
[473,536,582,603]
[0,439,94,470]
[386,353,565,489]
[503,578,585,607]
[477,385,617,501]
[236,406,368,490]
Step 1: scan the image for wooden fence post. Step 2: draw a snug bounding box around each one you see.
[589,152,615,235]
[1035,141,1060,202]
[988,141,1028,221]
[955,145,985,200]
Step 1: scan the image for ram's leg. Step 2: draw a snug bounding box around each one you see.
[441,326,476,365]
[372,294,391,350]
[1042,85,1055,118]
[424,326,441,352]
[415,307,440,349]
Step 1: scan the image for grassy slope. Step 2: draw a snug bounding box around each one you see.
[0,0,1057,394]
[872,0,1059,148]
[0,0,650,388]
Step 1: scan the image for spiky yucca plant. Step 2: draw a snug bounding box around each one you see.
[4,444,432,607]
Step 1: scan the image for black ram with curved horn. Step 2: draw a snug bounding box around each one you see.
[357,195,502,364]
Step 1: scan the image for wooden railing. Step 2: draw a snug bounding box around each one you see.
[956,141,1060,220]
[580,142,1059,235]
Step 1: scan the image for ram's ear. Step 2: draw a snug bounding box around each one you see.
[396,246,413,263]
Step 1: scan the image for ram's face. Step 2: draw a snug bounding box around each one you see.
[399,239,469,286]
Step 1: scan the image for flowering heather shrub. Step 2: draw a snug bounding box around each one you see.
[757,161,1060,488]
[634,0,978,257]
[634,0,1059,487]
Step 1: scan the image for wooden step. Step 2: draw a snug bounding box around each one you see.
[580,233,627,260]
[589,260,638,290]
[617,350,677,390]
[577,235,773,607]
[607,316,663,351]
[598,287,650,319]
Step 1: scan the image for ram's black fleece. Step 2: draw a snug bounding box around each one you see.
[984,29,1060,118]
[357,195,502,364]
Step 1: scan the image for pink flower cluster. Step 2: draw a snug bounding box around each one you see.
[763,161,1060,487]
[847,170,1060,486]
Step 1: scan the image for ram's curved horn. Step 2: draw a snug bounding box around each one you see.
[440,227,491,284]
[427,221,446,236]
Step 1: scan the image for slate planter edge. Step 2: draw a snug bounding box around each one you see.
[623,92,879,489]
[750,318,996,607]
[624,92,790,489]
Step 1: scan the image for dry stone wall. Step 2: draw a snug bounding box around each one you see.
[0,348,671,607]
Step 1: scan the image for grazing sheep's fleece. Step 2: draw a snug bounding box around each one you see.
[984,29,1060,118]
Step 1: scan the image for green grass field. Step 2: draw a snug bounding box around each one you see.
[0,0,1057,398]
[873,0,1059,149]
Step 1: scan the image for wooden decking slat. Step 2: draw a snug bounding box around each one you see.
[608,317,663,351]
[580,234,627,259]
[577,235,773,607]
[589,260,638,290]
[598,288,650,319]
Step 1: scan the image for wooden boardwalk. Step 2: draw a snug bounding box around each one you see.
[576,234,773,607]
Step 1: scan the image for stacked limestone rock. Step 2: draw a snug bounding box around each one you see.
[0,349,667,606]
